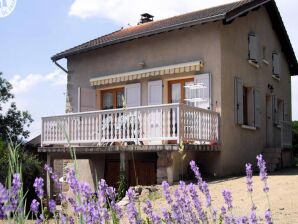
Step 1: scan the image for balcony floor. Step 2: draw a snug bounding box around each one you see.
[38,144,220,153]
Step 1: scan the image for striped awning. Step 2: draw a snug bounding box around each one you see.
[90,60,203,86]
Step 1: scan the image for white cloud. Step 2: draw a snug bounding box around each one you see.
[69,0,237,25]
[9,70,67,94]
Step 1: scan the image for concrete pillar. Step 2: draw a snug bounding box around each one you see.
[120,152,126,172]
[157,151,173,184]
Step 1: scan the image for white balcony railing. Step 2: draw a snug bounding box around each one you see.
[41,103,220,146]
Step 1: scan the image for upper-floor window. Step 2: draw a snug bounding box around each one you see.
[101,88,124,110]
[248,33,258,63]
[272,52,281,78]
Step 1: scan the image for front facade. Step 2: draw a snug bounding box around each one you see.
[40,0,297,196]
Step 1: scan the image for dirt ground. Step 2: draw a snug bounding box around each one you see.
[148,168,298,224]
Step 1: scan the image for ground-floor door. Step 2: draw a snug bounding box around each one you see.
[105,160,156,188]
[128,160,156,186]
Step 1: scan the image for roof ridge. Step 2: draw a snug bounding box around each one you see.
[122,0,242,32]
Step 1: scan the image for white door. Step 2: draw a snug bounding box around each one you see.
[148,80,163,142]
[125,83,141,107]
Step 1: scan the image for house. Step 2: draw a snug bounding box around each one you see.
[40,0,297,196]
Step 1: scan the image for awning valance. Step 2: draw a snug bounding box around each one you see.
[90,60,203,86]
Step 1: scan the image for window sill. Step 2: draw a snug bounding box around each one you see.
[262,59,269,65]
[272,75,280,81]
[241,125,257,131]
[275,124,281,129]
[248,60,260,68]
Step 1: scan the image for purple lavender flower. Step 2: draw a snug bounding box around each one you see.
[66,169,79,193]
[189,160,203,185]
[30,199,39,214]
[222,190,233,210]
[126,188,141,224]
[12,173,22,192]
[250,207,258,224]
[48,199,56,213]
[0,183,9,204]
[188,183,206,222]
[264,209,273,224]
[143,200,161,224]
[80,182,91,199]
[162,209,172,224]
[236,216,249,224]
[201,181,212,208]
[44,164,53,174]
[162,181,173,205]
[256,154,269,193]
[246,163,253,193]
[33,177,44,199]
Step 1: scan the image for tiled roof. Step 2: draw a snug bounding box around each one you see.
[51,0,254,61]
[51,0,298,74]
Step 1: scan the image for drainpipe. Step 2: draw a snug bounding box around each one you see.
[53,60,69,74]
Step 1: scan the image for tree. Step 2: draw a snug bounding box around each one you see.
[0,72,33,142]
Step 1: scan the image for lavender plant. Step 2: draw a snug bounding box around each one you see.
[0,142,276,223]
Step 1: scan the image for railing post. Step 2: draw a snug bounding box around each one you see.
[135,110,139,145]
[217,113,221,145]
[177,104,180,142]
[41,118,44,147]
[68,116,71,144]
[98,113,102,146]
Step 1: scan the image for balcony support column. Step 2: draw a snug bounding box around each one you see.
[46,153,54,198]
[156,151,173,184]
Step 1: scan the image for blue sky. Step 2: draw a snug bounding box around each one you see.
[0,0,297,139]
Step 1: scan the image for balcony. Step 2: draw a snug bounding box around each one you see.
[41,103,220,148]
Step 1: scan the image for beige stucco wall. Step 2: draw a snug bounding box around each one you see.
[218,7,292,175]
[67,22,222,112]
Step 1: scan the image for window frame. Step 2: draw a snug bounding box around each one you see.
[100,87,124,110]
[168,78,194,104]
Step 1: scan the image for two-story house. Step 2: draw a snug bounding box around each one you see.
[40,0,297,196]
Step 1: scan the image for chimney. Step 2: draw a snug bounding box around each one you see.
[138,13,154,24]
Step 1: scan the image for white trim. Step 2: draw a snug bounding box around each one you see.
[262,59,269,65]
[241,125,257,131]
[90,60,203,86]
[248,60,260,68]
[272,75,280,81]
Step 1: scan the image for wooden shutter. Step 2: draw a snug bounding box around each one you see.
[194,73,211,109]
[78,87,96,112]
[273,95,279,125]
[234,77,243,124]
[254,89,261,128]
[272,53,281,76]
[125,83,141,107]
[148,80,162,105]
[248,33,258,62]
[283,101,289,121]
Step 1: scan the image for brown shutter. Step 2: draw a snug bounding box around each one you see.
[254,88,261,128]
[78,87,96,112]
[235,77,243,124]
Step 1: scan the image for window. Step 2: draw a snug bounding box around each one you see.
[248,33,258,63]
[235,77,260,128]
[272,52,281,78]
[101,88,124,110]
[168,78,194,104]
